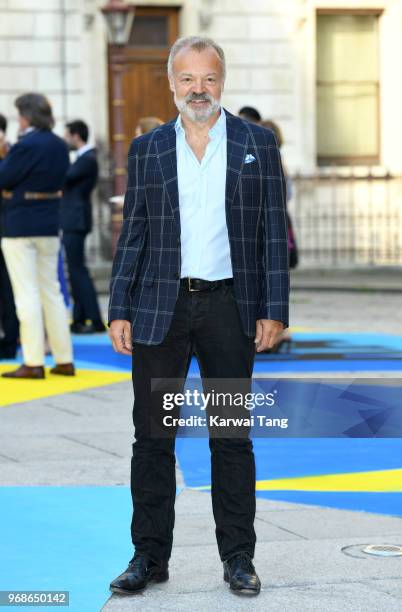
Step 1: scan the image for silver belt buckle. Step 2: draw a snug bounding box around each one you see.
[188,278,200,292]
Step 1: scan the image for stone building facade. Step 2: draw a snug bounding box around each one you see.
[1,0,401,264]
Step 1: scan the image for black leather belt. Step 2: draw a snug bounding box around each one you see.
[1,190,63,200]
[180,277,234,292]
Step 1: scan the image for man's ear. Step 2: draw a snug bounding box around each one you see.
[168,77,175,93]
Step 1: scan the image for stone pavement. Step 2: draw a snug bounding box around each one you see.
[291,267,402,293]
[101,490,402,612]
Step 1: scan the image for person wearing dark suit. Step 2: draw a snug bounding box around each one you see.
[238,105,262,124]
[0,231,18,360]
[0,113,19,360]
[108,37,289,596]
[0,93,74,379]
[62,120,105,334]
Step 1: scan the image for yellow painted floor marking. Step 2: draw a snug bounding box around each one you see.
[0,367,131,407]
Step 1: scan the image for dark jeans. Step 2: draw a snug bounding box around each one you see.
[131,283,256,565]
[0,247,19,356]
[62,231,102,324]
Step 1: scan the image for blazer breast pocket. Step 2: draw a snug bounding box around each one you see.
[240,164,260,179]
[240,169,262,184]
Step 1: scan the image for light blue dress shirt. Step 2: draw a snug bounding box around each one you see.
[175,108,233,280]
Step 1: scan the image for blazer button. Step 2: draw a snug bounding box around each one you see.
[173,272,180,280]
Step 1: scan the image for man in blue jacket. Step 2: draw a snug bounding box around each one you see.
[62,120,105,334]
[108,37,289,596]
[0,93,74,378]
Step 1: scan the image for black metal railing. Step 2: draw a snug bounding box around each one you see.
[86,168,402,269]
[289,170,402,267]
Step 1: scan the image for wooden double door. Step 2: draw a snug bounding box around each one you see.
[108,7,180,156]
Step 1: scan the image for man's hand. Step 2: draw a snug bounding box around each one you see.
[109,319,132,355]
[255,319,284,353]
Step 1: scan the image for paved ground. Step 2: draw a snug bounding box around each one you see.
[1,288,402,611]
[290,289,402,335]
[291,267,402,294]
[102,491,402,612]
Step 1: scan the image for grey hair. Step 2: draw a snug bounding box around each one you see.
[167,36,226,81]
[15,92,55,130]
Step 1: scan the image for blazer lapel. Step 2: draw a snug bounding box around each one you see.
[154,121,181,231]
[225,110,249,207]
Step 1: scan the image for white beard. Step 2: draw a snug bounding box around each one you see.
[174,91,221,123]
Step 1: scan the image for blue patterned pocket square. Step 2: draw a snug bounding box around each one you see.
[244,154,256,164]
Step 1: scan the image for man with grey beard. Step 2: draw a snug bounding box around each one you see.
[108,36,289,596]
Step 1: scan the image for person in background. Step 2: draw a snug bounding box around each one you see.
[0,113,19,360]
[238,106,261,124]
[135,116,164,137]
[261,119,297,351]
[0,113,11,158]
[62,120,105,334]
[261,119,298,270]
[0,93,75,379]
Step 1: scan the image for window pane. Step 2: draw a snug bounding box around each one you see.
[317,83,378,156]
[317,15,378,82]
[128,16,168,47]
[317,14,379,160]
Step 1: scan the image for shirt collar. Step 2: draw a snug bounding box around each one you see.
[175,107,226,139]
[77,143,94,158]
[18,126,36,140]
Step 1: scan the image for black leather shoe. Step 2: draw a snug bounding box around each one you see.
[223,552,261,595]
[91,321,107,333]
[70,322,88,334]
[109,553,169,594]
[70,322,106,334]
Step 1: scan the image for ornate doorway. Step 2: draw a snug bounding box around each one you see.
[108,6,180,156]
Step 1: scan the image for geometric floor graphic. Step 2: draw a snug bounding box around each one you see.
[2,329,402,405]
[1,332,401,520]
[0,366,130,407]
[252,332,402,373]
[176,437,402,518]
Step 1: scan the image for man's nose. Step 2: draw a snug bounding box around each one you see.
[191,78,204,93]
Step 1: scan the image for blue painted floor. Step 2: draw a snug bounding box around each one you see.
[0,486,183,612]
[0,487,132,612]
[7,330,399,374]
[176,437,402,518]
[255,491,402,516]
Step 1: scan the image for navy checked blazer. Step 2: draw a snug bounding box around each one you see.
[108,109,289,345]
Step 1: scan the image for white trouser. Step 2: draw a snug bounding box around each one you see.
[2,237,73,366]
